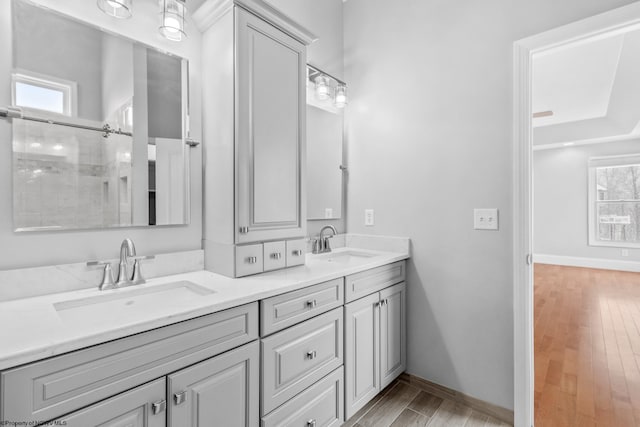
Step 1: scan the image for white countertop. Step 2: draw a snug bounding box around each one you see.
[0,248,408,371]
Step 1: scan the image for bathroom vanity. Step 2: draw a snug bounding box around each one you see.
[0,246,408,426]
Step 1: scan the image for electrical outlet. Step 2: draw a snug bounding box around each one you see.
[622,249,629,257]
[325,208,333,218]
[365,209,375,226]
[474,208,499,230]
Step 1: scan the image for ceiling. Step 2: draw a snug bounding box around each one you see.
[532,28,640,148]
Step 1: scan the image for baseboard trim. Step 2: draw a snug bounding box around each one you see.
[398,373,514,425]
[534,254,640,273]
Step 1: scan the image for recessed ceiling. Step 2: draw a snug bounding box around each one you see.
[532,28,640,148]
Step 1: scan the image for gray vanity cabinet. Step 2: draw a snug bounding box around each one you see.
[168,341,259,427]
[344,276,406,419]
[53,378,167,427]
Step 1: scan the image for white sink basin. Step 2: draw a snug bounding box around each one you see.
[54,281,214,323]
[312,250,378,264]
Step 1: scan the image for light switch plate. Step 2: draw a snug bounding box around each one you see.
[474,208,499,230]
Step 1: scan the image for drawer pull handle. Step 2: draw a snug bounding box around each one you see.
[239,226,249,234]
[246,256,258,264]
[306,350,317,360]
[306,299,317,309]
[292,249,303,256]
[174,391,187,405]
[307,420,316,427]
[271,252,282,260]
[151,399,166,415]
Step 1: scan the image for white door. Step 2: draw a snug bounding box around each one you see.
[168,341,259,427]
[53,378,166,427]
[380,282,406,388]
[235,8,306,243]
[344,292,380,419]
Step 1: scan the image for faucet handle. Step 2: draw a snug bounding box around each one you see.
[87,261,116,291]
[131,255,155,285]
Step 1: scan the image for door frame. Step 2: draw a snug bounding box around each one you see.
[513,3,640,426]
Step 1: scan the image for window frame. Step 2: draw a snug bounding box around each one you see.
[11,69,77,117]
[588,153,640,249]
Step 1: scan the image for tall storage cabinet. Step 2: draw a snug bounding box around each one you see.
[195,0,315,277]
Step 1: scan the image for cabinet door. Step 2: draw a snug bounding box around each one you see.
[380,282,407,389]
[53,378,166,427]
[344,293,380,420]
[235,8,306,244]
[168,341,259,427]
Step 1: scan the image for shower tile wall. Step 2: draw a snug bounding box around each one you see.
[12,119,132,230]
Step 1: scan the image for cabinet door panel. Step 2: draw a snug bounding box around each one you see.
[168,341,259,427]
[344,293,380,419]
[380,282,406,388]
[54,378,165,427]
[236,9,306,243]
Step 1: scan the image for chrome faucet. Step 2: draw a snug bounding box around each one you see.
[116,238,137,287]
[313,225,338,254]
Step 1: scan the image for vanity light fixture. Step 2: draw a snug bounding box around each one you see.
[334,84,348,108]
[314,76,330,101]
[307,64,348,109]
[159,0,187,42]
[97,0,133,19]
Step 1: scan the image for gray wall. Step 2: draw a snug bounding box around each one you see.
[0,0,203,270]
[343,0,637,411]
[534,140,640,262]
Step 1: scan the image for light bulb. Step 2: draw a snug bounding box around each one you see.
[53,144,63,151]
[163,16,181,33]
[315,76,330,101]
[106,0,123,8]
[30,142,42,149]
[334,85,348,108]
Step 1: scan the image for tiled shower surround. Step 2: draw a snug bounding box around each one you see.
[12,119,132,230]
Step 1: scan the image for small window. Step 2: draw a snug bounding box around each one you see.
[11,72,76,117]
[588,154,640,248]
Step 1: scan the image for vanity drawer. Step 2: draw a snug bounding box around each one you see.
[286,239,306,267]
[261,367,343,427]
[264,241,286,272]
[236,243,264,277]
[261,307,343,415]
[345,261,405,303]
[0,303,258,423]
[260,278,344,336]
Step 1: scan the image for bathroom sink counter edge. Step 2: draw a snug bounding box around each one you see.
[0,247,409,370]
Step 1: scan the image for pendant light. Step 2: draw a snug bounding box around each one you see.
[97,0,133,19]
[159,0,187,42]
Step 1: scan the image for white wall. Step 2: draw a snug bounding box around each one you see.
[0,0,203,270]
[343,0,637,410]
[534,141,640,262]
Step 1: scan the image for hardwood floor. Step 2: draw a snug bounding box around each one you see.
[343,379,510,427]
[534,264,640,426]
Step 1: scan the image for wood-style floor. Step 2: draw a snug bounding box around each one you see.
[343,379,510,427]
[534,264,640,426]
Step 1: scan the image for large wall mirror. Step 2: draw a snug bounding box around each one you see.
[10,0,190,231]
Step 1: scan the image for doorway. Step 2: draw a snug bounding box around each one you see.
[514,3,640,426]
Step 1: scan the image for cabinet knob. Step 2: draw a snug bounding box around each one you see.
[151,399,166,415]
[306,350,317,360]
[270,252,282,260]
[174,391,187,405]
[292,249,303,256]
[306,299,317,309]
[307,420,317,427]
[246,256,258,264]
